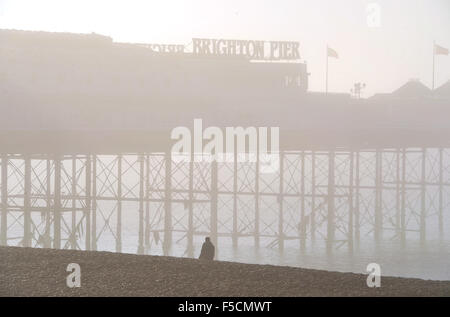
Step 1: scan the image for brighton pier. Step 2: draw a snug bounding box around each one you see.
[0,29,449,257]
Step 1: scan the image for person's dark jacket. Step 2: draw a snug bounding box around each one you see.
[199,240,215,260]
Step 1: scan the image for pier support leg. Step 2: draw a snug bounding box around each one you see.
[374,149,382,247]
[145,155,150,252]
[278,152,284,252]
[91,155,97,251]
[71,156,77,250]
[232,149,238,248]
[300,151,306,251]
[54,156,61,249]
[439,148,444,243]
[401,149,406,247]
[254,153,260,249]
[24,155,31,248]
[355,151,360,249]
[420,148,426,246]
[44,159,51,249]
[211,161,218,252]
[138,154,144,255]
[311,151,316,245]
[1,154,8,246]
[163,152,172,255]
[117,155,122,253]
[396,149,401,241]
[85,155,91,251]
[187,155,194,257]
[348,151,354,255]
[327,151,335,256]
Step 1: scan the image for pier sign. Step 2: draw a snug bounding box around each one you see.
[145,43,185,53]
[193,38,300,60]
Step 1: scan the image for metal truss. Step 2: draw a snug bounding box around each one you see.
[1,148,448,256]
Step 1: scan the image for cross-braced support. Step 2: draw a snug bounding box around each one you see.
[0,149,448,257]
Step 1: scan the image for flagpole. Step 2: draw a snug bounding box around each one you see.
[326,45,329,94]
[432,40,435,90]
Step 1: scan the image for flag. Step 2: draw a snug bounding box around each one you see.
[435,44,449,55]
[327,46,338,58]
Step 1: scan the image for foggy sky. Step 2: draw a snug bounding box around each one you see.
[0,0,449,97]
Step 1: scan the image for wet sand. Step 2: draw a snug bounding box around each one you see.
[0,246,449,297]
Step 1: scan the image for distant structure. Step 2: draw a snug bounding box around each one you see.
[391,79,431,99]
[369,78,446,100]
[433,80,450,99]
[350,82,366,99]
[0,29,308,102]
[0,29,450,152]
